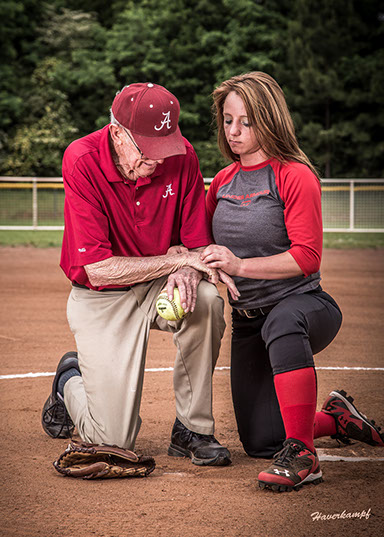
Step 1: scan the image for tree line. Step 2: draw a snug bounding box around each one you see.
[1,0,383,178]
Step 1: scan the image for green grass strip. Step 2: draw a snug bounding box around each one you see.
[0,230,64,247]
[0,230,383,249]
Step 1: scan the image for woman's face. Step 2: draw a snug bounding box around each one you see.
[223,91,265,165]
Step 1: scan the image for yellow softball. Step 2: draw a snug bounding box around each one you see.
[156,288,186,321]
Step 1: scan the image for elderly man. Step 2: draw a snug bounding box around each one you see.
[42,82,236,466]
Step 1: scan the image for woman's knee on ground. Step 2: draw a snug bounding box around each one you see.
[241,435,284,459]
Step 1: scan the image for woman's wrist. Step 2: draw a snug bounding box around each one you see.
[235,257,244,277]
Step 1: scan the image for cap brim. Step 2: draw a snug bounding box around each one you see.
[133,127,187,160]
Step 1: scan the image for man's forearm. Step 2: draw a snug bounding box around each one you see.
[85,251,213,287]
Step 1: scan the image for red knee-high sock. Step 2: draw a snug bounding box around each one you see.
[314,411,337,438]
[274,367,317,453]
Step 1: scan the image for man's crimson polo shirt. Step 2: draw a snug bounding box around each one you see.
[60,125,212,290]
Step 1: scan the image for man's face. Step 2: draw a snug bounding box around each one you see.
[111,126,164,181]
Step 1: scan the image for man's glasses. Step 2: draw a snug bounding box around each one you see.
[122,127,145,158]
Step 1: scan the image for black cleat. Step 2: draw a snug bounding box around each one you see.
[322,390,384,447]
[41,351,80,439]
[168,418,231,466]
[258,439,323,492]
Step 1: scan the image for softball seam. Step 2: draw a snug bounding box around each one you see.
[169,299,181,320]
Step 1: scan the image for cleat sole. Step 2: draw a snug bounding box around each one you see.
[258,476,323,493]
[328,390,384,446]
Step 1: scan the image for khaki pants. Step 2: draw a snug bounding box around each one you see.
[64,277,225,450]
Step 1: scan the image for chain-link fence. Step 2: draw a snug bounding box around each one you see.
[1,177,383,232]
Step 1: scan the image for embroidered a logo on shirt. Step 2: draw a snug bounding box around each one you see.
[78,248,86,252]
[154,111,172,131]
[163,183,175,198]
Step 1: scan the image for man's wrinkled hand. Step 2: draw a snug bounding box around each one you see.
[166,267,203,313]
[166,245,189,256]
[216,269,240,301]
[185,252,219,285]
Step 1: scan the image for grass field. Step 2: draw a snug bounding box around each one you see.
[0,230,383,249]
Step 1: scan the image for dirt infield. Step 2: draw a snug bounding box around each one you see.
[0,247,383,537]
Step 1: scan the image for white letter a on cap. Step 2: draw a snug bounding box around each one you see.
[154,111,171,131]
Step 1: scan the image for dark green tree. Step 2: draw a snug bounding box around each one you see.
[2,4,116,175]
[2,58,78,176]
[281,0,384,177]
[0,0,48,172]
[105,0,230,174]
[1,0,383,178]
[38,6,117,134]
[204,0,288,174]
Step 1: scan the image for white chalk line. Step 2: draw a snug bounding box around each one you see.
[0,365,383,380]
[0,334,19,341]
[1,369,383,464]
[318,454,384,462]
[317,449,384,463]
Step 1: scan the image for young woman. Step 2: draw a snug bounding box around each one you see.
[201,72,384,492]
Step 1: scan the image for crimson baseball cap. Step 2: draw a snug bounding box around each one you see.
[111,83,186,160]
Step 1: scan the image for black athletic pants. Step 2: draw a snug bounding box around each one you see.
[231,287,342,458]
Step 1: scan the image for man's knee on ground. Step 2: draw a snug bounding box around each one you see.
[75,416,139,451]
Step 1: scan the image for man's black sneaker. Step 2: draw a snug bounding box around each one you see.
[41,351,80,439]
[168,418,231,466]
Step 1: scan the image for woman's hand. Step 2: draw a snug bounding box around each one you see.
[200,245,242,276]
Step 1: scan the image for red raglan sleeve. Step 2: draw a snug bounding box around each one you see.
[276,162,323,277]
[205,178,219,228]
[206,164,239,229]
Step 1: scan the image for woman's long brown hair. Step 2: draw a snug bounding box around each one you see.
[212,72,319,180]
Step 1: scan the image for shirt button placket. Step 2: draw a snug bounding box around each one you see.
[134,186,142,226]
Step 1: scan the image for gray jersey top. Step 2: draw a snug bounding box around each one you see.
[208,160,322,309]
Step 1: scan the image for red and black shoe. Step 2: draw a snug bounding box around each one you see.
[321,389,384,447]
[258,439,323,492]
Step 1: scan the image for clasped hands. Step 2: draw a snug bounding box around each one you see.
[200,244,242,277]
[165,244,240,313]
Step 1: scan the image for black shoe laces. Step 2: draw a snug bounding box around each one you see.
[178,426,215,445]
[273,442,301,467]
[42,396,73,439]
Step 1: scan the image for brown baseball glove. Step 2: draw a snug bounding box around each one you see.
[53,441,156,479]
